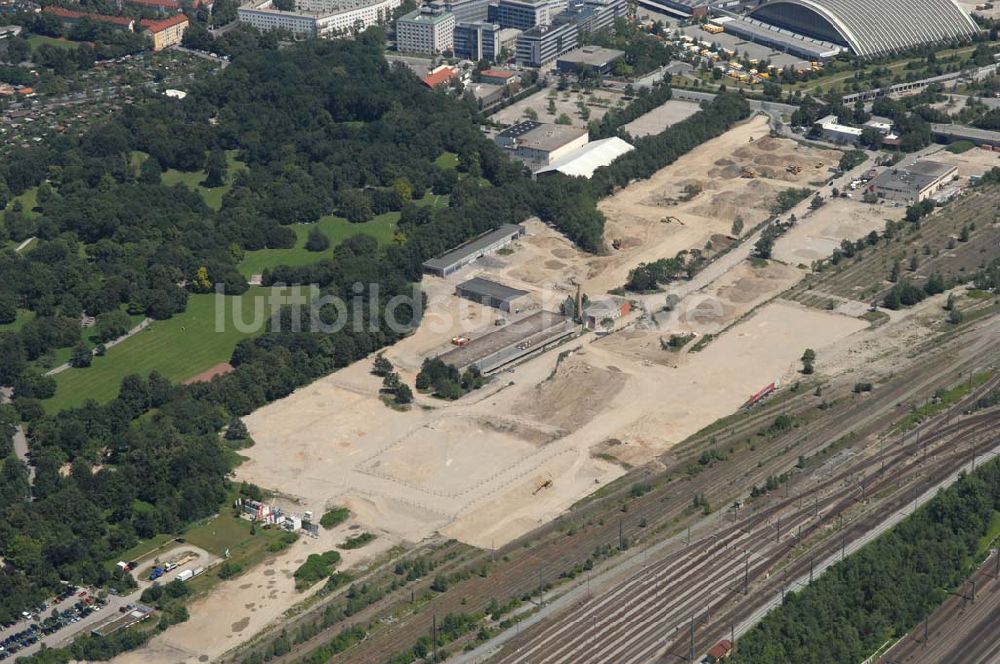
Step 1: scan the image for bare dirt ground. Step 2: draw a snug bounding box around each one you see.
[925,145,1000,177]
[114,521,395,664]
[490,88,625,129]
[622,99,701,137]
[183,362,234,385]
[146,115,990,661]
[772,198,905,266]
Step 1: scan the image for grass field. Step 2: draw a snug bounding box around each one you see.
[0,309,35,333]
[134,150,245,212]
[45,288,268,413]
[237,212,400,277]
[435,152,459,169]
[945,140,976,154]
[10,186,40,218]
[27,35,80,53]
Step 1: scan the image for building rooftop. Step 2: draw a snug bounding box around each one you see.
[872,160,956,193]
[43,6,135,26]
[399,6,454,23]
[423,223,524,272]
[535,136,634,178]
[498,121,588,152]
[817,114,863,136]
[422,66,459,88]
[556,46,625,68]
[141,13,188,31]
[457,277,529,301]
[479,68,517,80]
[931,123,1000,142]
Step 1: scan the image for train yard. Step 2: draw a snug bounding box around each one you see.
[879,550,1000,664]
[226,310,1000,664]
[483,383,1000,664]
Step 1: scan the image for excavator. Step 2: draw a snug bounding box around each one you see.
[533,479,553,495]
[660,216,685,225]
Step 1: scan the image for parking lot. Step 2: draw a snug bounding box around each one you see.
[0,585,124,661]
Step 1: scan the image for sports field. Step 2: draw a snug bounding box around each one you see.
[45,288,268,412]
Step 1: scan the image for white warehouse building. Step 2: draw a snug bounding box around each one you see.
[397,6,456,54]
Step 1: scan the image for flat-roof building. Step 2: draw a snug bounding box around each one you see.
[428,0,492,23]
[721,16,843,61]
[535,136,633,178]
[237,0,402,37]
[422,224,526,277]
[556,46,624,74]
[491,0,550,30]
[931,123,1000,148]
[397,6,455,54]
[455,277,532,312]
[454,21,519,60]
[495,120,589,169]
[516,20,577,67]
[868,160,958,202]
[815,114,863,144]
[436,310,578,373]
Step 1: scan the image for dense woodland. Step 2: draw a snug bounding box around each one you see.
[731,459,1000,664]
[0,27,750,645]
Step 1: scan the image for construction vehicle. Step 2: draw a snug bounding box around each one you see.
[533,479,553,494]
[786,164,801,174]
[612,238,623,250]
[661,216,684,225]
[451,336,470,346]
[740,166,756,178]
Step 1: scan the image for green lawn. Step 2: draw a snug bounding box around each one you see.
[10,186,40,218]
[27,35,79,53]
[435,152,459,169]
[45,288,268,413]
[136,150,245,212]
[0,309,35,333]
[183,511,260,557]
[237,211,400,277]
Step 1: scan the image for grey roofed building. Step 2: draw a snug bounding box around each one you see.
[556,46,625,74]
[748,0,979,57]
[422,224,526,277]
[868,160,958,202]
[455,277,531,312]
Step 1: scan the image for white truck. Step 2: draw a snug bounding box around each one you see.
[175,569,194,582]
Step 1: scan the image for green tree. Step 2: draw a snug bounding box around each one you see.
[70,342,92,368]
[801,348,815,375]
[305,227,330,252]
[203,149,227,188]
[139,156,162,185]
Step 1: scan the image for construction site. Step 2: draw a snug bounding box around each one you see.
[165,109,1000,664]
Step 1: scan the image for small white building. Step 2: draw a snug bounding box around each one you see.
[495,121,589,171]
[815,114,863,144]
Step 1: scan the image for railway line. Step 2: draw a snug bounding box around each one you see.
[484,399,1000,664]
[880,550,1000,664]
[236,325,998,664]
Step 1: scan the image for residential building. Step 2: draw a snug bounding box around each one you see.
[867,160,958,202]
[495,120,589,169]
[479,68,518,85]
[555,45,623,74]
[237,0,402,36]
[421,64,460,88]
[141,14,188,51]
[42,6,135,31]
[455,277,532,312]
[396,5,455,54]
[422,224,526,276]
[125,0,211,15]
[515,20,576,67]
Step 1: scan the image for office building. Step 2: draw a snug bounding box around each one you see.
[397,6,455,53]
[515,20,576,67]
[491,0,550,30]
[454,20,519,59]
[237,0,402,36]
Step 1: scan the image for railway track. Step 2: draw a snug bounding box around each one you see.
[879,550,1000,664]
[485,403,1000,664]
[245,327,998,664]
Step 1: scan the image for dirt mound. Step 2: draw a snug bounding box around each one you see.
[515,355,628,432]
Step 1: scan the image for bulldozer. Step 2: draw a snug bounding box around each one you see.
[785,164,801,175]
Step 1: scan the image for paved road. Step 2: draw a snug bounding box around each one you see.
[45,318,151,376]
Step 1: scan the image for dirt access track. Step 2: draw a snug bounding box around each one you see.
[236,118,864,555]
